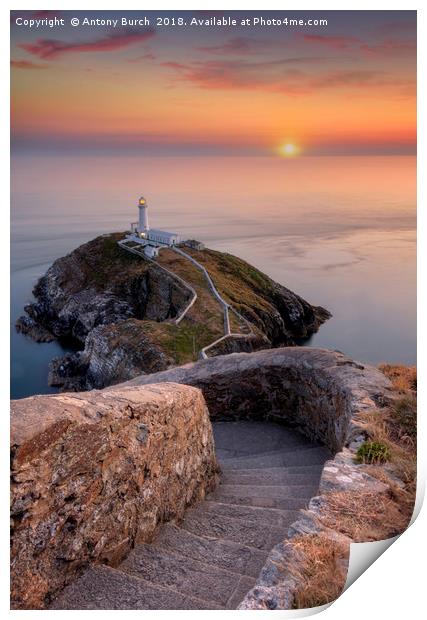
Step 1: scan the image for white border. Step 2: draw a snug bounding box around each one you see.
[3,2,424,618]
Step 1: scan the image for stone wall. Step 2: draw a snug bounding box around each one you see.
[125,347,393,453]
[10,383,219,610]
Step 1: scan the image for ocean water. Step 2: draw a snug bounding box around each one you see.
[11,154,416,399]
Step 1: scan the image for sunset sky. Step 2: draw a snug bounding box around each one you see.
[11,10,416,156]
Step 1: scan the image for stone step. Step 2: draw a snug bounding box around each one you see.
[213,421,318,454]
[217,446,323,461]
[223,464,326,476]
[210,491,314,511]
[120,543,254,608]
[214,483,319,501]
[221,444,330,463]
[50,565,222,610]
[152,523,268,578]
[219,446,330,470]
[216,448,255,461]
[221,469,322,486]
[180,506,289,550]
[201,500,300,529]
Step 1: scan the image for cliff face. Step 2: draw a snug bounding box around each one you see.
[16,234,192,345]
[11,383,218,609]
[16,234,331,391]
[48,320,176,391]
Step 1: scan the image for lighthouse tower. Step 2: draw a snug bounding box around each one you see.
[138,196,149,235]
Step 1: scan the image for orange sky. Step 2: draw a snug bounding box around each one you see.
[11,10,416,155]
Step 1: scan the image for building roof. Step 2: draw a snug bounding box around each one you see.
[148,228,180,238]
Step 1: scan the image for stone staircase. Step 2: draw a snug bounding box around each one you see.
[51,421,331,610]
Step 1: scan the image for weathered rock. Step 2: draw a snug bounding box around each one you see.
[16,234,191,346]
[237,540,305,609]
[48,320,175,391]
[10,383,218,609]
[118,348,394,610]
[125,347,393,452]
[238,580,296,610]
[15,315,55,342]
[319,459,389,494]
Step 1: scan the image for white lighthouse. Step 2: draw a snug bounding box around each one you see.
[138,196,149,235]
[128,195,182,257]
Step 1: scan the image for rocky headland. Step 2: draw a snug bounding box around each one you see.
[16,233,331,391]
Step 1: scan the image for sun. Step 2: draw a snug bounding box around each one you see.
[278,143,301,157]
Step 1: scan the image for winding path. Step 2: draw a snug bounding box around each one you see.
[171,247,255,359]
[118,240,255,359]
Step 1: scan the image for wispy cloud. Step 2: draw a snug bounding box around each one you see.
[303,32,416,57]
[161,59,304,92]
[11,59,47,70]
[302,34,362,49]
[19,27,156,59]
[127,52,156,63]
[162,58,415,97]
[361,38,416,55]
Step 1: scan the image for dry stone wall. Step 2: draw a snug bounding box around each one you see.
[10,383,219,609]
[125,347,393,452]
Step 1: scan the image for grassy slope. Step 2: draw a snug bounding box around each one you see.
[179,247,279,321]
[52,233,149,294]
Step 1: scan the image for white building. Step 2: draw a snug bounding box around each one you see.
[146,228,181,246]
[143,244,160,259]
[130,196,181,247]
[129,196,181,259]
[184,239,205,251]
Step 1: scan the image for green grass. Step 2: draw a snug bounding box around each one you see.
[75,234,148,290]
[141,319,218,364]
[356,441,391,464]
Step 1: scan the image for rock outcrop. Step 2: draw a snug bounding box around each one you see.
[16,234,191,344]
[16,233,330,391]
[125,347,393,452]
[48,320,175,391]
[10,383,218,609]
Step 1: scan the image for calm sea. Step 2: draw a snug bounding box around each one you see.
[11,154,416,399]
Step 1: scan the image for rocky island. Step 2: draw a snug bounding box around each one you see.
[16,233,331,391]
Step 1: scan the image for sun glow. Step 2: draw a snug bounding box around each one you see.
[279,143,301,157]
